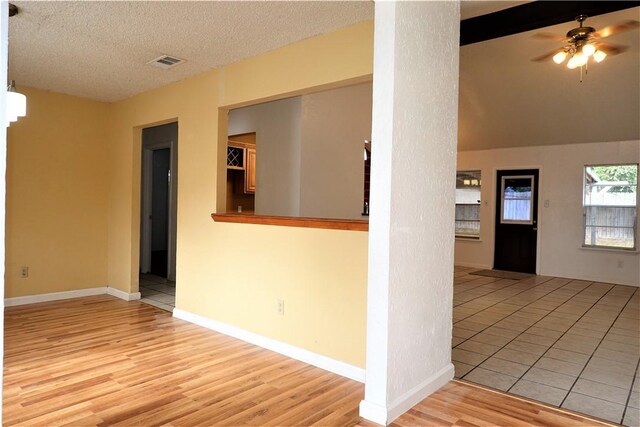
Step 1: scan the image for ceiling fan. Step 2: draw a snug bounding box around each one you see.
[532,15,639,77]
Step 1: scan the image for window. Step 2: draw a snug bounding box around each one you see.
[583,164,638,250]
[456,171,481,238]
[500,175,534,224]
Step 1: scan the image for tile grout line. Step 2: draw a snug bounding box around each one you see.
[139,280,176,310]
[454,268,548,304]
[454,276,564,340]
[621,357,640,425]
[454,273,555,309]
[140,284,176,297]
[505,282,625,395]
[557,287,638,422]
[454,275,527,308]
[453,269,639,423]
[458,278,599,380]
[454,277,584,350]
[454,270,500,289]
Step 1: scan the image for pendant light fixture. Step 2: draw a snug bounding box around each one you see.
[6,80,26,126]
[6,3,26,127]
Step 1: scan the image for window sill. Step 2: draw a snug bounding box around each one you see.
[211,213,369,232]
[579,246,639,254]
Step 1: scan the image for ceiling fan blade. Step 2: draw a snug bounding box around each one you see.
[532,32,568,42]
[592,20,640,39]
[531,48,565,62]
[593,42,628,56]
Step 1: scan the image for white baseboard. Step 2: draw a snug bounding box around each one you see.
[172,308,365,383]
[6,286,142,306]
[107,287,141,301]
[359,363,454,425]
[541,270,639,288]
[5,287,107,307]
[359,400,389,426]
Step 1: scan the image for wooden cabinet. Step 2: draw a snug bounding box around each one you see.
[226,145,246,170]
[245,147,256,194]
[227,137,256,195]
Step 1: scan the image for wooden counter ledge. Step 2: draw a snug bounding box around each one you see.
[211,213,369,231]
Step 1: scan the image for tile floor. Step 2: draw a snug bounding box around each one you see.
[452,266,639,426]
[139,274,175,312]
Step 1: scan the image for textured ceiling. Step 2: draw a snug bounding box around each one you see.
[459,7,640,150]
[8,1,374,102]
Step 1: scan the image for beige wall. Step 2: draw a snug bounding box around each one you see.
[6,87,110,297]
[5,22,373,366]
[3,21,372,366]
[107,71,218,301]
[108,22,374,367]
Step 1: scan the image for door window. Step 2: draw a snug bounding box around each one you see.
[501,176,534,224]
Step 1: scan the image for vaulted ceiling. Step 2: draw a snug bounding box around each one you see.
[459,6,639,150]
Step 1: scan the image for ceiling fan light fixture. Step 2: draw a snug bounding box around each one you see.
[552,51,568,64]
[593,50,607,63]
[574,52,588,67]
[533,14,639,81]
[582,43,596,57]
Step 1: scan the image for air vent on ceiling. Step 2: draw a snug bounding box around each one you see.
[147,55,186,70]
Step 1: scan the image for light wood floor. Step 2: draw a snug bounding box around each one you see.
[4,295,614,426]
[359,381,614,427]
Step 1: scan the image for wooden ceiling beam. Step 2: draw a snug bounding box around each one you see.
[461,1,640,46]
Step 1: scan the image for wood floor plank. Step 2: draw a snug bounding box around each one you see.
[3,295,617,426]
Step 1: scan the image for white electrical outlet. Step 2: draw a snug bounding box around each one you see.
[277,299,284,315]
[20,266,29,278]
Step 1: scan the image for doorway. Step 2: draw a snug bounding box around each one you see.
[494,169,539,274]
[149,148,170,276]
[140,122,178,281]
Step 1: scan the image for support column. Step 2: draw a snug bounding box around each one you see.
[360,1,460,425]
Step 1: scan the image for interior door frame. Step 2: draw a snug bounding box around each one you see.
[491,165,543,275]
[140,138,177,280]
